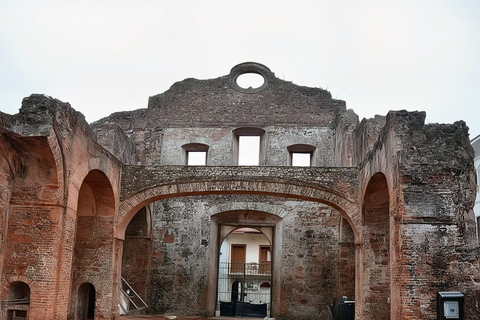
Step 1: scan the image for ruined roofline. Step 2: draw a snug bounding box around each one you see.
[154,61,335,100]
[89,62,349,130]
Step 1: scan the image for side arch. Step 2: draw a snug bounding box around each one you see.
[359,172,391,320]
[67,159,120,212]
[69,168,116,319]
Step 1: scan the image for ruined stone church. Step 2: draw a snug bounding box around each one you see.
[0,62,479,320]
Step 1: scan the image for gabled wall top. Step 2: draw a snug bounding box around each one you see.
[145,62,349,128]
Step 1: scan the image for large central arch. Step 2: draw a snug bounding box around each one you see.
[113,177,362,318]
[114,165,363,318]
[116,179,361,240]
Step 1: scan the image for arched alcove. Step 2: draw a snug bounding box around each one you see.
[70,169,115,319]
[362,172,390,319]
[8,281,30,303]
[120,204,152,314]
[77,283,95,320]
[5,136,59,188]
[77,169,115,217]
[339,217,356,300]
[4,281,30,320]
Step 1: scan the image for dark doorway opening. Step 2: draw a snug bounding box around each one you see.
[78,283,95,320]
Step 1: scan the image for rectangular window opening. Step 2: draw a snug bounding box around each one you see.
[291,152,311,167]
[187,151,207,166]
[238,136,260,166]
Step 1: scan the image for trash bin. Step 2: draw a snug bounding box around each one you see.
[334,297,354,320]
[219,301,234,316]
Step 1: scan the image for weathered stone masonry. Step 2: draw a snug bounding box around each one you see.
[0,62,479,319]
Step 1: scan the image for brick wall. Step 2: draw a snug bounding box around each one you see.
[122,205,152,299]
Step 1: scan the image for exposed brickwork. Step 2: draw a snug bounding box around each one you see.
[0,94,122,320]
[0,63,478,320]
[122,206,152,299]
[389,113,479,319]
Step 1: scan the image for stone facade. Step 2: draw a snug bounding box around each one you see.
[0,62,479,319]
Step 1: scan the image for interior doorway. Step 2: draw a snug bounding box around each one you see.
[231,244,246,273]
[77,283,95,320]
[217,227,272,318]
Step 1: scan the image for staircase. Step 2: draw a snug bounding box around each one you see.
[119,277,148,315]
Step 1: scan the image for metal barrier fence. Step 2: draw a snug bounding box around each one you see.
[217,262,271,317]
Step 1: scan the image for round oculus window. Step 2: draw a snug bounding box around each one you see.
[236,72,265,90]
[229,62,272,93]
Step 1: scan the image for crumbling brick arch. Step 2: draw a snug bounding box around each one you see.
[115,182,361,318]
[116,181,361,241]
[359,172,391,320]
[56,159,120,320]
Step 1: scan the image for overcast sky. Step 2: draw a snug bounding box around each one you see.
[1,1,479,139]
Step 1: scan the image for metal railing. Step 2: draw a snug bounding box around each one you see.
[119,277,148,315]
[217,262,271,317]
